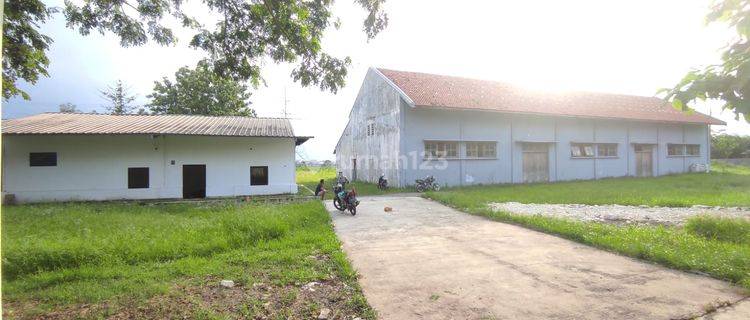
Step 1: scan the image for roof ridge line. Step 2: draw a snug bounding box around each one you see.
[40,112,290,120]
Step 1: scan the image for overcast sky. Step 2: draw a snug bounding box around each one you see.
[3,0,750,160]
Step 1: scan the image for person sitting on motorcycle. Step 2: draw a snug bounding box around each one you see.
[336,172,349,186]
[343,186,357,204]
[314,179,326,200]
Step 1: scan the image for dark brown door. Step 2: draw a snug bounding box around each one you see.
[352,158,357,181]
[183,165,206,199]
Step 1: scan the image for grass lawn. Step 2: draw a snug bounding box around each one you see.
[2,201,374,319]
[426,162,750,290]
[430,162,750,207]
[297,166,410,198]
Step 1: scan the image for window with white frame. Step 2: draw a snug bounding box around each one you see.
[668,144,700,156]
[597,144,618,157]
[466,142,496,158]
[667,144,686,156]
[686,144,700,156]
[571,143,595,158]
[424,141,458,159]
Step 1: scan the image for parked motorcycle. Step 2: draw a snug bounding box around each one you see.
[378,174,388,190]
[333,183,359,215]
[415,175,441,192]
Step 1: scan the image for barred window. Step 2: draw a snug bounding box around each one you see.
[668,144,700,156]
[597,144,618,157]
[686,144,700,156]
[424,141,458,159]
[466,142,496,158]
[571,143,595,158]
[667,144,685,156]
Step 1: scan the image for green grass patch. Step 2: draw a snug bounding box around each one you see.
[2,201,374,319]
[686,215,750,245]
[426,162,750,290]
[297,166,409,197]
[430,162,750,207]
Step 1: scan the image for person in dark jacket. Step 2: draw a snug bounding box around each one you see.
[315,179,326,200]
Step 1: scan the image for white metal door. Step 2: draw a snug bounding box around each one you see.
[522,143,549,183]
[635,145,653,177]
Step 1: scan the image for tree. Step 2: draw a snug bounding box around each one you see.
[148,62,256,116]
[3,0,388,101]
[58,102,78,113]
[3,0,56,100]
[100,80,137,114]
[662,0,750,122]
[712,134,750,158]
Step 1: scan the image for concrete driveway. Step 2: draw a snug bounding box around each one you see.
[326,196,748,320]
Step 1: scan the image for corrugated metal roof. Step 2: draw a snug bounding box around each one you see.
[377,68,725,125]
[2,113,309,142]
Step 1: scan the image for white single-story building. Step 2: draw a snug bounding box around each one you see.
[1,113,310,203]
[335,68,725,187]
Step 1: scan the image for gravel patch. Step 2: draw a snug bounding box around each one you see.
[488,202,750,226]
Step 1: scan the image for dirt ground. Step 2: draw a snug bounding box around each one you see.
[327,195,748,320]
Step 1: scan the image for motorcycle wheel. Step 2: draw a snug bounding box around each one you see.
[349,206,357,215]
[432,184,441,191]
[416,184,425,193]
[333,198,344,211]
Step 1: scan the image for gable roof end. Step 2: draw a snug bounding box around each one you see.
[376,68,725,125]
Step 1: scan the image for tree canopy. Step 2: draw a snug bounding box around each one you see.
[58,102,78,113]
[100,80,137,114]
[148,61,256,116]
[3,0,56,100]
[711,133,750,158]
[663,0,750,121]
[3,0,388,101]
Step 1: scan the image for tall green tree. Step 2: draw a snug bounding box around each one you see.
[712,134,750,158]
[663,0,750,121]
[3,0,56,100]
[3,0,388,101]
[100,80,136,114]
[148,62,256,116]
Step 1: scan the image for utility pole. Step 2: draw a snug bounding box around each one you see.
[282,87,290,118]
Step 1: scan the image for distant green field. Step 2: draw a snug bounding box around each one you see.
[2,201,374,319]
[428,162,750,208]
[297,166,409,197]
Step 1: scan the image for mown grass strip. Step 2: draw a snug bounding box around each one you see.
[430,162,750,207]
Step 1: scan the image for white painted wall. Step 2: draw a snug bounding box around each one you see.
[1,134,298,203]
[335,71,714,187]
[399,107,711,187]
[335,68,402,185]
